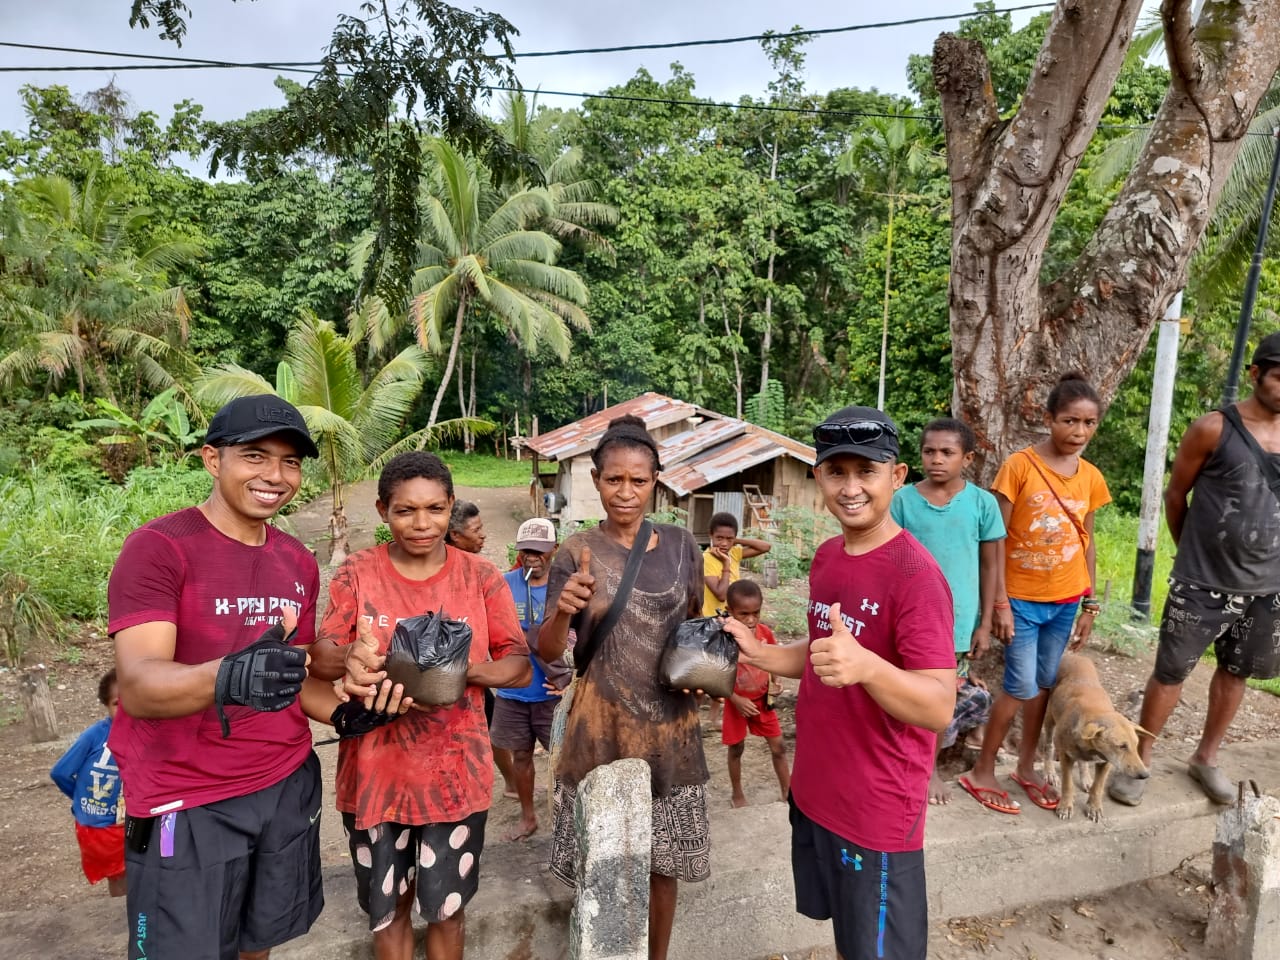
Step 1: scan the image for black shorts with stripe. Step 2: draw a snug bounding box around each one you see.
[125,751,324,960]
[789,798,928,960]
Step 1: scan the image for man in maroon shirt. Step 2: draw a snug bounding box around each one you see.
[109,395,324,960]
[726,405,956,960]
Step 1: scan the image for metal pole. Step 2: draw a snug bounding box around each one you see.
[1223,129,1280,406]
[1132,293,1183,619]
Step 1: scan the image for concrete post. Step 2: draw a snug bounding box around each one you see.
[569,758,652,960]
[1131,296,1182,619]
[1205,792,1280,959]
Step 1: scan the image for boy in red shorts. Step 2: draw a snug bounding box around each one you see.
[722,579,790,807]
[51,669,126,896]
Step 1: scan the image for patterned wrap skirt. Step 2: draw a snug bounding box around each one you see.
[549,778,711,885]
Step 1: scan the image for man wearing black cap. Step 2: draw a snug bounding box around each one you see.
[1111,332,1280,807]
[108,394,325,960]
[725,404,956,960]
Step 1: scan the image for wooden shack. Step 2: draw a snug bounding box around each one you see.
[517,392,821,541]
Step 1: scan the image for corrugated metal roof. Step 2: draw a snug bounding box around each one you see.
[660,430,812,498]
[519,392,698,461]
[517,391,817,496]
[744,423,816,466]
[657,418,747,466]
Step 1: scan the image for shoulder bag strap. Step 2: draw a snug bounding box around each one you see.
[1219,405,1280,499]
[1020,450,1089,547]
[573,520,653,677]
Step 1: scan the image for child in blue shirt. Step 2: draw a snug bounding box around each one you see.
[890,418,1006,805]
[50,668,125,896]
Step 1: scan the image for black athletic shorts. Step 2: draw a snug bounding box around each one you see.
[125,751,324,960]
[1154,578,1280,684]
[789,798,928,960]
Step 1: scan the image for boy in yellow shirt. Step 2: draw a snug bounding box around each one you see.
[703,512,772,615]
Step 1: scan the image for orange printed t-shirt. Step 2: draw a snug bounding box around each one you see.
[991,448,1111,602]
[320,544,527,829]
[733,622,777,698]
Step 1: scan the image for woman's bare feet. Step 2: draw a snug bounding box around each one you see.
[504,816,538,842]
[731,792,748,809]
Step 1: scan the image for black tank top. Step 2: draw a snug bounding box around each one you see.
[1173,410,1280,594]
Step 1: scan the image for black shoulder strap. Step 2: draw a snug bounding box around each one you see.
[1220,405,1280,497]
[573,520,652,677]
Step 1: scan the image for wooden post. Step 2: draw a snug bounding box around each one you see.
[19,664,59,742]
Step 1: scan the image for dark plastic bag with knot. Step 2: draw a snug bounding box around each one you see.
[659,616,738,700]
[383,610,473,706]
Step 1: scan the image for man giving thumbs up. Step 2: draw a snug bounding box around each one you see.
[726,405,956,960]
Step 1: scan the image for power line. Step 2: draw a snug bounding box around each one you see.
[0,4,1057,74]
[512,5,1058,57]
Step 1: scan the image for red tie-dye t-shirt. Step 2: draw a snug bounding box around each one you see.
[320,544,527,829]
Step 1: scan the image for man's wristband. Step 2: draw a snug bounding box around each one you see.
[994,600,1011,609]
[1081,598,1102,615]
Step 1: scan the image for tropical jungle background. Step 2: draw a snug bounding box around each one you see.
[2,2,1278,666]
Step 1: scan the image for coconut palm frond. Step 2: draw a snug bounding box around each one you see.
[483,230,561,268]
[366,416,495,471]
[410,272,461,354]
[477,190,554,248]
[284,313,364,420]
[194,364,277,407]
[498,259,589,306]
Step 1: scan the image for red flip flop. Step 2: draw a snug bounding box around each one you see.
[1010,773,1059,811]
[958,776,1021,815]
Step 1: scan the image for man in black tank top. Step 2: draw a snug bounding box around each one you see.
[1111,333,1280,807]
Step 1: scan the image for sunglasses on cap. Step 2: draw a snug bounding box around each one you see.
[812,419,899,446]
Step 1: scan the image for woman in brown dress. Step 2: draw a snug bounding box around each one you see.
[537,415,708,960]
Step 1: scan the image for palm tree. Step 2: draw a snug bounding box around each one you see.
[0,170,202,409]
[196,307,454,564]
[410,138,591,429]
[838,111,943,409]
[496,90,619,257]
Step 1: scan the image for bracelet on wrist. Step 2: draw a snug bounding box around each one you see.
[994,600,1011,609]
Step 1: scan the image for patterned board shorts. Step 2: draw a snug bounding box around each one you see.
[939,679,992,749]
[342,811,486,932]
[1154,578,1280,684]
[549,779,710,886]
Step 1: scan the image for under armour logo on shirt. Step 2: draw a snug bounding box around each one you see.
[860,598,880,616]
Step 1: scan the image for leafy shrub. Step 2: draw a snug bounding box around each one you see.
[749,506,840,580]
[0,462,210,628]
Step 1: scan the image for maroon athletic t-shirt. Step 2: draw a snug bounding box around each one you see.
[790,530,955,853]
[107,506,319,815]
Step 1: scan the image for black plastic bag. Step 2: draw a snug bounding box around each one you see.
[383,610,473,706]
[659,616,738,700]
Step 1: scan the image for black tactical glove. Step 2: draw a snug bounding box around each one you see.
[330,699,399,739]
[214,624,307,738]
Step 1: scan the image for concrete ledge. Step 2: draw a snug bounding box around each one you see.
[15,740,1280,960]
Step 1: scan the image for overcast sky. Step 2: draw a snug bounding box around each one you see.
[1,1,1048,160]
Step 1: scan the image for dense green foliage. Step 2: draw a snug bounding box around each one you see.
[5,4,1280,643]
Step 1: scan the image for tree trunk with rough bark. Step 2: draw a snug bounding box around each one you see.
[935,0,1280,482]
[19,665,59,743]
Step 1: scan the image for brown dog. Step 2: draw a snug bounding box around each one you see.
[1041,653,1151,821]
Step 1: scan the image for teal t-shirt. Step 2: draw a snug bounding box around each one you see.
[890,482,1005,653]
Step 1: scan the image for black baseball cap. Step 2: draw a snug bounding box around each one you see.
[1253,331,1280,366]
[204,395,319,459]
[812,405,900,465]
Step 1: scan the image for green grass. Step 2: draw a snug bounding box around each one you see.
[435,452,538,488]
[0,464,211,629]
